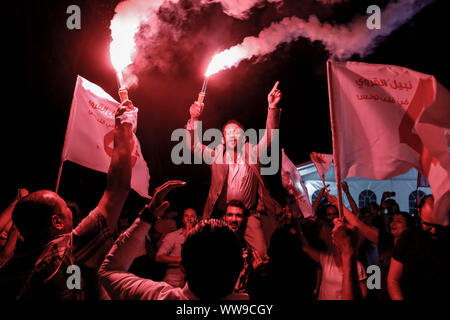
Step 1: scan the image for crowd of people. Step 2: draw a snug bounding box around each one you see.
[0,83,448,300]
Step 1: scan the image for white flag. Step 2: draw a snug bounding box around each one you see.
[328,60,450,225]
[62,76,150,198]
[310,152,333,183]
[281,149,314,218]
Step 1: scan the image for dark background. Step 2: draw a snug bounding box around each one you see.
[2,0,448,218]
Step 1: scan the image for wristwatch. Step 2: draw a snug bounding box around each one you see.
[140,205,160,225]
[141,213,159,225]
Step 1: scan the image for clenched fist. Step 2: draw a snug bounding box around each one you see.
[189,101,204,120]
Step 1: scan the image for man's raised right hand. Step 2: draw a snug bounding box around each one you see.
[189,101,204,120]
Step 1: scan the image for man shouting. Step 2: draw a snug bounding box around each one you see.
[185,82,283,256]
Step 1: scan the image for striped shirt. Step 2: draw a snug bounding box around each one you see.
[18,209,113,299]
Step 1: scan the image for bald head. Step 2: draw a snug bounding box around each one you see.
[419,195,434,221]
[12,190,73,246]
[418,195,440,239]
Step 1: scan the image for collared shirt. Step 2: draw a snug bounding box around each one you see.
[225,150,258,209]
[156,228,186,268]
[18,209,113,300]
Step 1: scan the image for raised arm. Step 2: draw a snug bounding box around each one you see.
[0,189,28,268]
[256,81,282,154]
[292,218,320,263]
[333,220,364,300]
[95,101,135,232]
[186,101,215,162]
[328,195,379,245]
[312,184,329,215]
[341,182,360,216]
[0,188,28,232]
[0,225,20,268]
[98,180,186,299]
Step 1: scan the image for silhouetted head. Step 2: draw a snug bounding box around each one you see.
[12,190,73,247]
[417,194,442,239]
[384,199,400,215]
[320,204,339,226]
[368,202,380,215]
[360,206,374,226]
[181,219,243,300]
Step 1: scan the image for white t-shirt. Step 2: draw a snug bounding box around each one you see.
[318,253,367,300]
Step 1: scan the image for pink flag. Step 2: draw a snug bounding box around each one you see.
[310,152,333,183]
[328,60,450,225]
[281,149,314,218]
[62,76,150,198]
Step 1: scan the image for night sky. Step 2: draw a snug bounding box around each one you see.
[3,0,448,217]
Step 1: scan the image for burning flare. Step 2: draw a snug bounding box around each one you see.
[205,46,248,77]
[198,46,247,103]
[110,26,136,70]
[109,2,143,87]
[202,0,434,78]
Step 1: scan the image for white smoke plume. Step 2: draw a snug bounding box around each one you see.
[111,0,434,85]
[209,0,435,73]
[110,0,180,87]
[110,0,281,86]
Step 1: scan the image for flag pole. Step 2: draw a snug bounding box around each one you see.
[327,60,344,218]
[56,76,81,194]
[319,174,328,192]
[55,160,64,194]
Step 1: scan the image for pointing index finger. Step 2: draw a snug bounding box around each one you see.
[271,81,279,92]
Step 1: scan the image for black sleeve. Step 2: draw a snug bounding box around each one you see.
[392,229,413,264]
[378,222,393,252]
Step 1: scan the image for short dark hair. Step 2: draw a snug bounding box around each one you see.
[222,120,245,135]
[12,191,60,246]
[225,200,249,236]
[319,204,338,219]
[226,200,248,216]
[417,194,433,214]
[368,202,380,212]
[181,219,243,300]
[393,211,415,228]
[360,206,371,215]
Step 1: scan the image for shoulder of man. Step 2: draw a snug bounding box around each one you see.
[165,228,183,239]
[34,234,72,272]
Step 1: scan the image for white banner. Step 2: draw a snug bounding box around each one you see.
[62,76,150,198]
